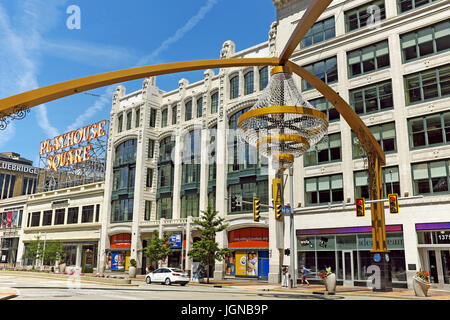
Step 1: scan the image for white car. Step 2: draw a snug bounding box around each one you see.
[145,267,189,286]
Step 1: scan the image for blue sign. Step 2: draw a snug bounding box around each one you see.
[168,233,182,249]
[373,253,381,263]
[282,205,292,215]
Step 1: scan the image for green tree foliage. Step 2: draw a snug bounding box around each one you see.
[187,207,233,283]
[23,236,65,266]
[144,230,173,270]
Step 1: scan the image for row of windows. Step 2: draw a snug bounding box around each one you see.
[0,174,16,200]
[302,19,450,92]
[305,158,450,206]
[28,205,100,227]
[301,0,443,50]
[117,107,141,134]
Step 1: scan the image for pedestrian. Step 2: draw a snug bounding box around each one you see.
[281,266,289,287]
[300,265,311,286]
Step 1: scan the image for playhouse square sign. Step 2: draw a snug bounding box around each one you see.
[40,120,107,171]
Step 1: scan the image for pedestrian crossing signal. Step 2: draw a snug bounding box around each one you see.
[388,193,399,214]
[355,197,365,217]
[275,203,282,221]
[253,197,260,222]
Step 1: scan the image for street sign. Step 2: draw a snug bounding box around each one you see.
[281,205,292,215]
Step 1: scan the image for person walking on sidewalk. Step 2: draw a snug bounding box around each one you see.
[300,265,311,286]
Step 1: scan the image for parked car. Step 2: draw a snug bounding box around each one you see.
[145,267,189,286]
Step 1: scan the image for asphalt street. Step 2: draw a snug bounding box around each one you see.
[0,274,390,300]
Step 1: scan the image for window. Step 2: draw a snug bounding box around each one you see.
[301,16,335,48]
[181,193,199,218]
[161,108,168,127]
[228,180,268,214]
[111,198,134,222]
[309,97,340,122]
[114,139,137,166]
[409,111,450,149]
[54,209,65,225]
[145,201,152,221]
[211,92,218,114]
[149,108,157,127]
[354,166,400,199]
[157,197,172,219]
[412,159,450,195]
[244,71,254,95]
[158,164,173,188]
[22,177,36,195]
[352,122,396,158]
[345,0,386,32]
[259,67,268,90]
[304,133,341,166]
[197,97,203,118]
[208,191,216,211]
[349,80,393,115]
[0,174,15,200]
[146,168,153,188]
[172,105,178,125]
[405,64,450,104]
[42,210,52,226]
[95,204,100,222]
[398,0,441,13]
[126,111,132,130]
[30,212,40,227]
[185,100,192,121]
[67,207,78,224]
[117,114,123,133]
[159,136,175,163]
[305,174,344,206]
[347,41,390,78]
[113,165,135,191]
[302,57,337,91]
[401,20,450,63]
[230,75,239,99]
[81,205,94,223]
[135,108,140,128]
[148,139,155,158]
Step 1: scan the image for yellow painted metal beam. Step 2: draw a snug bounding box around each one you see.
[0,58,280,116]
[279,0,333,65]
[285,60,386,165]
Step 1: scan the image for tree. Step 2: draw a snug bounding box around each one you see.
[23,236,65,267]
[23,236,42,267]
[43,241,65,265]
[144,230,173,270]
[187,207,233,284]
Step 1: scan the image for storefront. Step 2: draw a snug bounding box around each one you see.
[297,225,407,288]
[0,209,23,265]
[416,222,450,289]
[225,227,269,280]
[106,233,131,272]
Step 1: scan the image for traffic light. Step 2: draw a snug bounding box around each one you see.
[231,195,237,211]
[284,248,290,256]
[275,203,282,221]
[388,193,399,214]
[355,197,365,217]
[253,197,260,222]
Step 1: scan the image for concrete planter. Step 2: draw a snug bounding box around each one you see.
[323,273,336,293]
[128,266,136,278]
[413,276,431,297]
[59,263,66,273]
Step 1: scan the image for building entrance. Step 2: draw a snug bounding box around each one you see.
[423,249,450,289]
[341,250,354,286]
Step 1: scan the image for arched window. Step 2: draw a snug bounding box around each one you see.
[244,71,254,95]
[259,66,268,91]
[230,75,239,99]
[112,139,137,223]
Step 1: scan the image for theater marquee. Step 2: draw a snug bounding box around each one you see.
[40,120,108,171]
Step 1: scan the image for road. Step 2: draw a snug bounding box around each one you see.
[0,274,390,300]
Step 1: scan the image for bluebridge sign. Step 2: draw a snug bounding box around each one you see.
[0,161,39,174]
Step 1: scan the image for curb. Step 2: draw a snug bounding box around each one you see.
[0,271,138,287]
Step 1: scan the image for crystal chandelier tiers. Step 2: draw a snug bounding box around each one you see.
[238,65,329,169]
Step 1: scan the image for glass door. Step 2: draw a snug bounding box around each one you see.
[427,250,439,284]
[424,249,450,289]
[342,250,354,286]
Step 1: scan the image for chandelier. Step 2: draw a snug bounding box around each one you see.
[238,66,329,169]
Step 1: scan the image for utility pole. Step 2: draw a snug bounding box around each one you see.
[288,166,296,288]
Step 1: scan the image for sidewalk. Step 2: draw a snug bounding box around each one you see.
[181,279,450,300]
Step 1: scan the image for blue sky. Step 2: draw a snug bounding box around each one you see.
[0,0,276,165]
